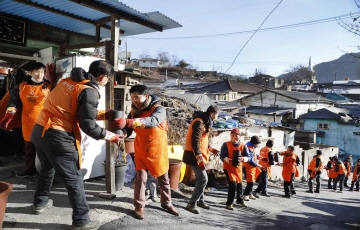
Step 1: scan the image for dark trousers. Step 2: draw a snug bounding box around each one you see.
[284,173,295,196]
[24,140,36,173]
[350,180,359,190]
[31,124,90,227]
[13,127,24,154]
[254,169,268,193]
[328,178,334,189]
[243,182,254,195]
[333,174,345,191]
[224,170,243,205]
[308,172,321,192]
[344,176,349,187]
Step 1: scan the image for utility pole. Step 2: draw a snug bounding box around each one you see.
[125,39,128,63]
[335,71,337,81]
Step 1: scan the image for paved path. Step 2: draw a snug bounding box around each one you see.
[0,155,359,230]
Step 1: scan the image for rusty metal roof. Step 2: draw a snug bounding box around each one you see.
[0,0,182,38]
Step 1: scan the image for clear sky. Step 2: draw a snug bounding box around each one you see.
[120,0,360,77]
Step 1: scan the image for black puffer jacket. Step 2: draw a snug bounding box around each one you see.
[73,68,106,140]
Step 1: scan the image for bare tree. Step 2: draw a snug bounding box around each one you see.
[138,51,152,59]
[170,55,179,67]
[157,50,170,62]
[250,68,266,77]
[283,64,314,83]
[336,0,360,56]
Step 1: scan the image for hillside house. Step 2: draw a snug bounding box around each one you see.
[317,80,360,101]
[240,90,334,120]
[249,74,284,89]
[139,58,170,68]
[189,79,266,102]
[299,107,360,159]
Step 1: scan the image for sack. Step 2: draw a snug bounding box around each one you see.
[182,150,197,166]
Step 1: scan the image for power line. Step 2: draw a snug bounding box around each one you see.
[127,12,360,40]
[224,0,284,74]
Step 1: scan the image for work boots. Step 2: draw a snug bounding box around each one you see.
[71,221,100,230]
[186,203,200,214]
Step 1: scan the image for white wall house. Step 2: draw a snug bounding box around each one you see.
[299,107,360,160]
[139,58,170,68]
[240,90,334,118]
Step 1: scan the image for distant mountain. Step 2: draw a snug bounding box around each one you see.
[277,52,360,83]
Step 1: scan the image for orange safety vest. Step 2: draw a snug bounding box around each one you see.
[258,146,272,179]
[185,117,210,163]
[308,156,324,177]
[131,104,169,178]
[337,162,347,175]
[282,151,297,182]
[344,162,351,177]
[328,160,337,179]
[0,91,22,130]
[36,78,92,168]
[223,141,244,183]
[352,165,360,181]
[19,81,51,141]
[242,145,260,182]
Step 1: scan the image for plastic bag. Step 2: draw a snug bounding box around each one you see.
[125,154,136,183]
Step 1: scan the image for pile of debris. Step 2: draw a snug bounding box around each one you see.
[153,91,202,146]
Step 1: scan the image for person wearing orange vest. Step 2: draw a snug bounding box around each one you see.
[182,105,219,214]
[242,135,263,201]
[220,128,248,210]
[306,150,324,193]
[30,61,122,230]
[0,68,28,158]
[253,139,275,197]
[279,146,298,198]
[331,156,347,193]
[326,157,337,189]
[113,84,180,219]
[348,159,360,191]
[343,157,351,188]
[0,62,52,178]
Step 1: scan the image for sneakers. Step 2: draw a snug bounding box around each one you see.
[260,192,271,197]
[249,194,256,200]
[33,199,53,215]
[282,195,291,199]
[160,203,180,216]
[225,205,234,210]
[186,203,200,214]
[314,191,320,193]
[16,170,37,178]
[252,192,260,198]
[336,190,343,193]
[330,189,336,192]
[235,201,248,207]
[348,189,354,192]
[197,200,210,209]
[243,195,250,201]
[306,190,314,193]
[134,207,144,219]
[71,221,100,230]
[291,191,296,195]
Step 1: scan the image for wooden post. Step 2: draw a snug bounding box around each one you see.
[102,16,120,197]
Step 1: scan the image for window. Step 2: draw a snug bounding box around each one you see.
[318,122,329,130]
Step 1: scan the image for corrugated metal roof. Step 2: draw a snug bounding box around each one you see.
[165,93,216,112]
[0,0,182,38]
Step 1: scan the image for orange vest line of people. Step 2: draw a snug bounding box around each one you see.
[1,61,359,230]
